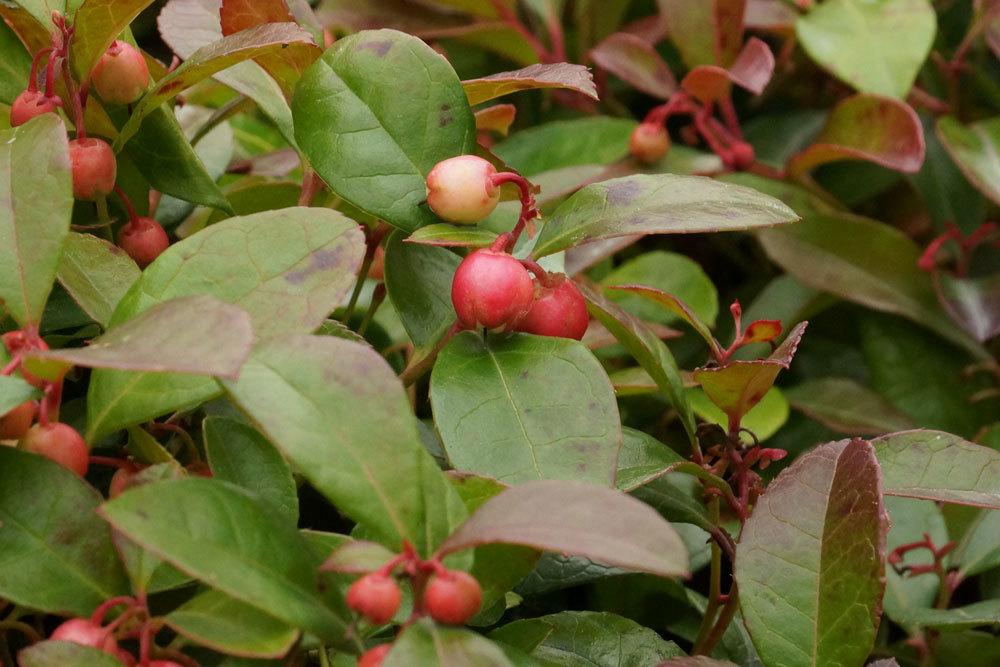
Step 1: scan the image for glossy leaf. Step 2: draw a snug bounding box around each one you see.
[204,416,299,525]
[872,430,1000,509]
[591,32,676,99]
[785,377,916,436]
[602,252,719,328]
[71,0,157,81]
[56,232,141,328]
[891,600,1000,632]
[532,174,799,258]
[224,334,468,554]
[0,19,30,105]
[953,509,1000,578]
[464,63,598,106]
[656,0,747,67]
[0,114,72,326]
[86,207,364,439]
[384,619,515,667]
[101,478,349,643]
[615,427,685,493]
[293,29,475,232]
[437,480,690,578]
[0,447,129,616]
[431,332,622,486]
[384,232,459,349]
[934,273,1000,343]
[796,0,937,98]
[406,224,499,248]
[688,386,789,441]
[936,115,1000,206]
[493,116,634,176]
[18,642,123,667]
[788,94,925,176]
[883,497,948,627]
[681,37,774,103]
[611,283,720,353]
[31,295,252,376]
[320,539,397,574]
[736,438,887,667]
[0,375,40,416]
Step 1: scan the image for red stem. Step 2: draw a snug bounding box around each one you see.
[114,186,141,223]
[91,596,136,626]
[719,96,743,140]
[28,47,54,93]
[489,0,552,62]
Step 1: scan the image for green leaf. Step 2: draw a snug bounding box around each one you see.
[688,386,789,441]
[882,497,948,628]
[611,284,720,355]
[601,251,719,328]
[0,375,40,416]
[891,600,1000,632]
[32,295,252,376]
[18,641,124,667]
[590,32,677,99]
[953,509,1000,578]
[580,282,697,446]
[384,619,515,667]
[785,377,916,436]
[615,427,685,493]
[384,232,459,349]
[204,416,299,525]
[164,588,299,659]
[796,0,936,98]
[293,29,475,232]
[463,63,597,106]
[101,478,349,643]
[0,18,30,104]
[872,430,1000,509]
[86,207,364,439]
[224,334,468,555]
[631,469,714,532]
[656,0,746,67]
[0,447,129,616]
[659,660,738,667]
[56,232,141,328]
[936,115,1000,207]
[532,174,799,258]
[493,116,635,176]
[405,224,499,248]
[736,438,887,667]
[491,611,684,666]
[438,480,689,578]
[70,0,157,81]
[0,115,72,326]
[431,332,621,486]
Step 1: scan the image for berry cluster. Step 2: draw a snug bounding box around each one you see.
[425,156,590,340]
[9,13,167,269]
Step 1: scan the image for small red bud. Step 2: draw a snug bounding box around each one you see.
[69,138,117,201]
[629,123,671,164]
[20,422,89,477]
[10,89,61,127]
[117,216,169,268]
[514,277,589,340]
[91,41,150,105]
[451,249,534,331]
[725,142,755,171]
[346,573,401,625]
[426,156,500,224]
[424,569,482,625]
[358,644,392,667]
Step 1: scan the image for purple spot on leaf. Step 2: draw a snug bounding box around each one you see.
[606,180,643,206]
[285,247,346,284]
[358,40,392,57]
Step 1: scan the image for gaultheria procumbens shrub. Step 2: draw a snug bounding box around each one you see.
[0,2,998,666]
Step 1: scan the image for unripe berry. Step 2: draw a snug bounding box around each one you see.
[0,401,36,440]
[426,156,500,224]
[346,573,401,625]
[358,644,391,667]
[514,277,589,340]
[424,570,481,625]
[726,142,755,171]
[10,89,61,127]
[118,217,169,268]
[51,618,117,653]
[629,123,670,165]
[20,422,89,477]
[69,138,117,201]
[91,41,150,105]
[451,249,534,331]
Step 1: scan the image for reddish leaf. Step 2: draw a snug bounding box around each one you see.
[788,94,925,176]
[657,0,748,67]
[933,272,1000,343]
[474,104,516,136]
[591,32,677,99]
[744,0,797,32]
[681,37,774,103]
[463,63,599,106]
[743,319,781,344]
[610,284,721,356]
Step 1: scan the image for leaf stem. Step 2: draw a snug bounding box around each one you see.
[95,196,115,242]
[696,584,740,655]
[693,498,723,650]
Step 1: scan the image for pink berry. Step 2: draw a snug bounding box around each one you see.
[726,142,755,171]
[451,249,534,331]
[629,123,670,164]
[10,89,61,127]
[426,156,500,224]
[20,423,89,477]
[117,217,169,268]
[424,570,482,625]
[91,41,150,105]
[0,401,36,440]
[346,573,401,625]
[515,277,589,340]
[69,138,117,201]
[358,644,392,667]
[51,618,117,653]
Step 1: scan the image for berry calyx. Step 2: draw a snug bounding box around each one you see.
[629,122,671,164]
[91,41,150,105]
[69,138,117,201]
[725,141,755,171]
[514,277,589,340]
[0,401,37,440]
[424,569,482,625]
[20,422,89,477]
[426,155,500,224]
[117,217,169,268]
[10,89,62,127]
[358,644,392,667]
[346,573,402,625]
[51,618,117,653]
[451,249,534,331]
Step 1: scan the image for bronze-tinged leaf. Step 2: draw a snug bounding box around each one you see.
[475,104,517,136]
[681,37,774,103]
[591,32,677,99]
[463,63,598,106]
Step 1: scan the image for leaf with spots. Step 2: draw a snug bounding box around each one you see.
[19,642,124,667]
[736,438,887,667]
[430,332,622,486]
[56,232,141,328]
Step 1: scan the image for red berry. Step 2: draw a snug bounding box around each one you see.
[51,618,117,653]
[69,138,117,201]
[451,249,534,331]
[10,89,61,127]
[20,423,89,477]
[426,156,500,224]
[424,570,482,625]
[358,644,391,667]
[91,41,150,105]
[629,123,671,165]
[514,277,589,340]
[0,401,36,440]
[726,142,755,171]
[346,573,401,625]
[118,217,169,268]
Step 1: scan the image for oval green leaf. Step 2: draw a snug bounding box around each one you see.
[56,232,141,328]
